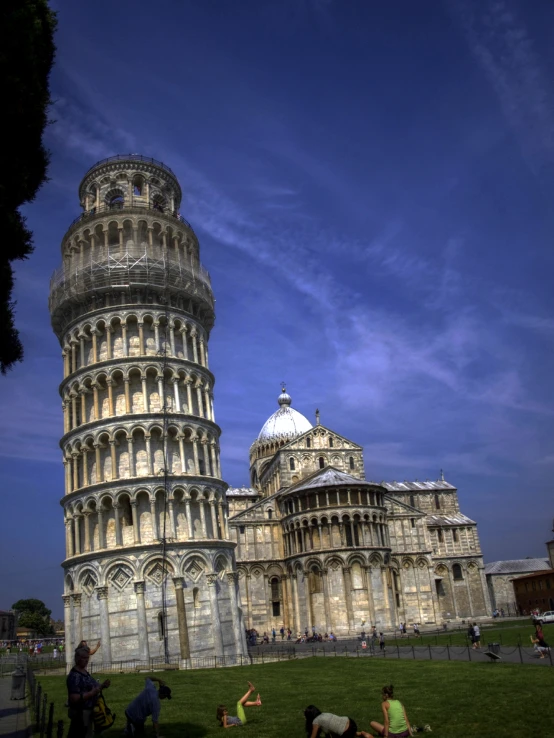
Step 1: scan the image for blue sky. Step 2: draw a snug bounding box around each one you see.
[1,0,553,618]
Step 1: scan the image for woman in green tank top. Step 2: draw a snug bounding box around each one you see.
[362,685,412,738]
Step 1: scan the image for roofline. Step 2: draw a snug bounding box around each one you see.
[509,569,554,581]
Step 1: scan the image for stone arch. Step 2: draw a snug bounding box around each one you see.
[102,557,137,588]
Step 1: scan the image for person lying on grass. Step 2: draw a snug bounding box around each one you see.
[304,705,358,737]
[216,681,262,728]
[356,684,430,738]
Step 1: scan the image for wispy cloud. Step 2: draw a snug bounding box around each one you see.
[451,0,554,165]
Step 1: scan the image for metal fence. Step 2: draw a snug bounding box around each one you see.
[27,660,64,738]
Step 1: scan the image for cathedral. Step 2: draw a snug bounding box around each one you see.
[227,388,491,636]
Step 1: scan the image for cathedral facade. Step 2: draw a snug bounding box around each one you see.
[228,389,491,636]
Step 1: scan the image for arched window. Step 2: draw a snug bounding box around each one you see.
[452,528,458,542]
[270,577,281,616]
[349,456,355,470]
[329,436,334,447]
[434,494,441,510]
[452,564,463,580]
[109,193,124,208]
[318,457,325,469]
[157,612,166,639]
[409,494,415,508]
[306,437,311,448]
[133,176,143,196]
[437,528,444,543]
[267,509,273,520]
[410,518,415,528]
[289,457,295,471]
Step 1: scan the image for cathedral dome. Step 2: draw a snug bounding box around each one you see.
[257,388,313,444]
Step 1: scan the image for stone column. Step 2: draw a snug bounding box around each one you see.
[141,376,149,413]
[65,519,74,558]
[72,593,83,645]
[83,512,91,552]
[209,501,218,539]
[74,515,81,554]
[110,441,118,480]
[173,577,190,659]
[291,573,301,634]
[63,401,70,433]
[244,574,253,628]
[196,384,204,417]
[157,376,165,410]
[138,321,145,355]
[134,581,150,662]
[173,379,181,412]
[106,379,114,417]
[92,383,100,420]
[130,501,140,543]
[204,388,212,420]
[321,569,332,632]
[199,496,207,538]
[363,565,377,626]
[121,322,128,357]
[178,436,186,473]
[154,322,160,353]
[192,438,200,474]
[226,572,244,654]
[217,500,225,539]
[185,381,193,413]
[342,567,354,633]
[62,595,73,667]
[168,498,177,539]
[97,506,105,549]
[150,498,159,540]
[113,503,122,545]
[124,379,131,413]
[106,327,113,360]
[72,453,80,490]
[145,435,153,474]
[191,332,199,364]
[181,328,189,360]
[96,587,112,664]
[281,575,291,629]
[82,449,89,487]
[127,437,135,476]
[185,496,193,539]
[91,331,98,363]
[207,574,224,654]
[209,444,217,477]
[169,324,176,356]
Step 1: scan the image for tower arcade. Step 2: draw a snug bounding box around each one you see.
[49,154,247,665]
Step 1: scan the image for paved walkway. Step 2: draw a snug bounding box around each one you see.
[249,640,554,666]
[0,677,31,738]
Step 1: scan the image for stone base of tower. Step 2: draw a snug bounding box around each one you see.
[62,542,248,668]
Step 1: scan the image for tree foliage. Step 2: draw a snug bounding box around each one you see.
[0,1,56,373]
[12,598,54,635]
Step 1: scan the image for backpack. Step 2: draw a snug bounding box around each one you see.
[92,692,116,732]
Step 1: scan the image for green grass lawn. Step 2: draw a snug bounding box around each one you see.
[38,657,554,738]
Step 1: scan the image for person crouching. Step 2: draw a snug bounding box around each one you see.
[125,677,171,738]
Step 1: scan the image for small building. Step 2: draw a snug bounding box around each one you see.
[512,570,554,615]
[485,559,550,615]
[0,610,16,641]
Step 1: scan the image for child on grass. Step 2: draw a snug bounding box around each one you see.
[216,682,262,728]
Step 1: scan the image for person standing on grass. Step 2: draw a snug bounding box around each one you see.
[379,632,385,652]
[358,685,431,738]
[304,705,358,737]
[216,681,262,728]
[125,677,172,737]
[472,623,481,649]
[280,626,285,640]
[67,646,111,738]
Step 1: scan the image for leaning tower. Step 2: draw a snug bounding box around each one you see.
[49,154,247,666]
